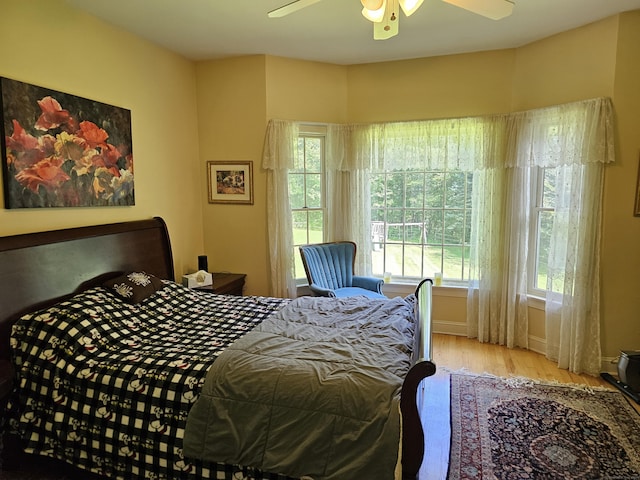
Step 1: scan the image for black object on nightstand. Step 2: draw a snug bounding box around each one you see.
[194,273,246,296]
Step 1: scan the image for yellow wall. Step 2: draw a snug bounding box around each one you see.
[196,55,348,295]
[606,11,640,355]
[195,56,268,294]
[347,49,516,122]
[0,0,204,278]
[511,16,619,110]
[265,56,349,124]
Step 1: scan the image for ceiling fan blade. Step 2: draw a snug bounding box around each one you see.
[442,0,514,20]
[268,0,323,18]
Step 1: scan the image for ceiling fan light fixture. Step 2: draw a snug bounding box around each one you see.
[398,0,424,17]
[269,0,514,41]
[362,0,387,23]
[361,0,384,10]
[362,0,423,39]
[373,0,399,40]
[373,19,398,39]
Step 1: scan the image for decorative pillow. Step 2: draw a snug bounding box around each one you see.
[103,272,164,303]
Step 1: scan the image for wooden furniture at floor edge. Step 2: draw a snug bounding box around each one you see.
[0,359,14,469]
[194,272,246,296]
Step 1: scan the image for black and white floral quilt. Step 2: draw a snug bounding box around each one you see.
[8,280,292,480]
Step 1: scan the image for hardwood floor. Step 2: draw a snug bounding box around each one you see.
[431,333,613,386]
[418,333,640,480]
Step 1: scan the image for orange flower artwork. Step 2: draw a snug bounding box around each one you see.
[1,77,134,208]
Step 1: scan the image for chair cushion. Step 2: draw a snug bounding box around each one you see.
[300,243,354,290]
[300,242,384,298]
[333,287,387,300]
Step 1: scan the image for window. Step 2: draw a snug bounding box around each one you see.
[530,166,559,295]
[289,127,326,281]
[370,167,473,283]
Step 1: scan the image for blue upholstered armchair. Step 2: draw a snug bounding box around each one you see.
[299,241,386,299]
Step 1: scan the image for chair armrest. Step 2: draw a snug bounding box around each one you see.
[353,276,384,294]
[308,283,336,297]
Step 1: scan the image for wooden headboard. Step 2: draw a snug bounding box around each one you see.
[0,217,174,360]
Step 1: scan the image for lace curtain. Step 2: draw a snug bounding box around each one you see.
[262,119,298,298]
[533,98,615,374]
[325,124,373,274]
[324,118,505,274]
[467,98,614,375]
[544,162,608,375]
[262,98,614,375]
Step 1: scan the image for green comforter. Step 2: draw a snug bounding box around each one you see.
[183,294,416,479]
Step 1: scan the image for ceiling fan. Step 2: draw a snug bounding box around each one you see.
[268,0,515,40]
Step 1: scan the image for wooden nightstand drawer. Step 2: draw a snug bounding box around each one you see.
[194,273,246,296]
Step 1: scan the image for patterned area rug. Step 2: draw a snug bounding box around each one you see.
[447,373,640,480]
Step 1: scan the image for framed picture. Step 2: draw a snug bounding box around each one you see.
[635,156,640,217]
[1,77,134,208]
[207,161,253,205]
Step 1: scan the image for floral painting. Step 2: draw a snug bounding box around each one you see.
[1,77,134,208]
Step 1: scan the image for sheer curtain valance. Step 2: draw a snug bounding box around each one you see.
[326,97,614,172]
[504,97,615,168]
[327,117,507,173]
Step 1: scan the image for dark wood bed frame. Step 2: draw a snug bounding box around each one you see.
[0,217,435,480]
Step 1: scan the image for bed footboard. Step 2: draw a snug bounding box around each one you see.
[401,278,436,479]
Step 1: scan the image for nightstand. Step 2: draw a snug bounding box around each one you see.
[194,272,246,296]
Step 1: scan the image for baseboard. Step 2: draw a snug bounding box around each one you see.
[433,319,467,337]
[529,336,619,374]
[528,335,545,355]
[601,356,619,374]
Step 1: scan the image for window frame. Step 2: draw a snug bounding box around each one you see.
[290,125,327,283]
[369,166,473,285]
[528,165,556,297]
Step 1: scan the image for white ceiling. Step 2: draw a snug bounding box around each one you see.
[65,0,640,65]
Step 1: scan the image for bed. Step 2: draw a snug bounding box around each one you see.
[0,217,435,480]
